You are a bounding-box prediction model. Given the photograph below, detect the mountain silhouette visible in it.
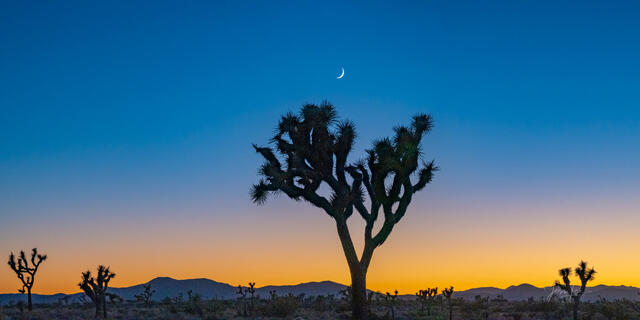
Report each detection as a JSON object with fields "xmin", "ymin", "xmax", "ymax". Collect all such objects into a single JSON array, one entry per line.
[
  {"xmin": 1, "ymin": 278, "xmax": 639, "ymax": 306},
  {"xmin": 0, "ymin": 277, "xmax": 347, "ymax": 305}
]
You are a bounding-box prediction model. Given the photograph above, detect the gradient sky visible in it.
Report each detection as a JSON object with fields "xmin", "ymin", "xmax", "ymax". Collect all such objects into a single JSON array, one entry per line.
[{"xmin": 1, "ymin": 1, "xmax": 640, "ymax": 294}]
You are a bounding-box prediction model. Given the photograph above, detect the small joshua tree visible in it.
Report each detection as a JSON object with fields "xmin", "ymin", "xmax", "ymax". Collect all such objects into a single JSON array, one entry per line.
[
  {"xmin": 554, "ymin": 260, "xmax": 596, "ymax": 320},
  {"xmin": 7, "ymin": 248, "xmax": 47, "ymax": 311},
  {"xmin": 78, "ymin": 265, "xmax": 116, "ymax": 319},
  {"xmin": 442, "ymin": 286, "xmax": 454, "ymax": 320},
  {"xmin": 416, "ymin": 290, "xmax": 426, "ymax": 312},
  {"xmin": 252, "ymin": 103, "xmax": 437, "ymax": 320},
  {"xmin": 247, "ymin": 282, "xmax": 256, "ymax": 315},
  {"xmin": 384, "ymin": 290, "xmax": 398, "ymax": 320},
  {"xmin": 236, "ymin": 285, "xmax": 248, "ymax": 316},
  {"xmin": 134, "ymin": 283, "xmax": 155, "ymax": 308},
  {"xmin": 416, "ymin": 287, "xmax": 438, "ymax": 315}
]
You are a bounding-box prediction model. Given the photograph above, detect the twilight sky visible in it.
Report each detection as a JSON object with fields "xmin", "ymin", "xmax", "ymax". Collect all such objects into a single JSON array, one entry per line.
[{"xmin": 1, "ymin": 1, "xmax": 639, "ymax": 294}]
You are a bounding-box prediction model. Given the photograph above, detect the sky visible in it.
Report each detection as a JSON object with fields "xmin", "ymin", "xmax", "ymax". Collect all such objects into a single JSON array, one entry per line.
[{"xmin": 1, "ymin": 0, "xmax": 639, "ymax": 294}]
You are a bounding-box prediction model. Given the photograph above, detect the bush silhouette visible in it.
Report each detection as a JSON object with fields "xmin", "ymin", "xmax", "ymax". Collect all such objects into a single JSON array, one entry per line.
[{"xmin": 251, "ymin": 102, "xmax": 436, "ymax": 319}]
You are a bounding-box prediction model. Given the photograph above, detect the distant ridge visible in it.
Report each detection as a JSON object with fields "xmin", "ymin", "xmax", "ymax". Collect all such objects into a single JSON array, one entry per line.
[
  {"xmin": 1, "ymin": 278, "xmax": 639, "ymax": 306},
  {"xmin": 0, "ymin": 277, "xmax": 347, "ymax": 305}
]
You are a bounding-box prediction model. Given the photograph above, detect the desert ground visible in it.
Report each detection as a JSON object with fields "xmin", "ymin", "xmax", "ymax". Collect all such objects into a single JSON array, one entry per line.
[{"xmin": 2, "ymin": 294, "xmax": 639, "ymax": 320}]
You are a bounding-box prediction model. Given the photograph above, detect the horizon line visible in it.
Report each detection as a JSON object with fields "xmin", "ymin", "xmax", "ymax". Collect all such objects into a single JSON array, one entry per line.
[{"xmin": 1, "ymin": 276, "xmax": 636, "ymax": 296}]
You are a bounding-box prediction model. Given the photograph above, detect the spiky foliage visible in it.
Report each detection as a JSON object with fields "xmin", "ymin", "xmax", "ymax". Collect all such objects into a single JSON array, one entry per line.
[
  {"xmin": 416, "ymin": 287, "xmax": 438, "ymax": 315},
  {"xmin": 442, "ymin": 286, "xmax": 454, "ymax": 320},
  {"xmin": 251, "ymin": 102, "xmax": 436, "ymax": 320},
  {"xmin": 78, "ymin": 265, "xmax": 115, "ymax": 319},
  {"xmin": 134, "ymin": 284, "xmax": 155, "ymax": 308},
  {"xmin": 554, "ymin": 260, "xmax": 596, "ymax": 320},
  {"xmin": 7, "ymin": 248, "xmax": 47, "ymax": 311}
]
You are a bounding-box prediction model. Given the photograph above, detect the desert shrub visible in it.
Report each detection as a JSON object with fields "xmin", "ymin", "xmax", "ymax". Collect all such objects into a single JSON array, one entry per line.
[
  {"xmin": 309, "ymin": 295, "xmax": 333, "ymax": 312},
  {"xmin": 259, "ymin": 295, "xmax": 299, "ymax": 317},
  {"xmin": 183, "ymin": 290, "xmax": 204, "ymax": 316},
  {"xmin": 159, "ymin": 297, "xmax": 179, "ymax": 314},
  {"xmin": 202, "ymin": 299, "xmax": 228, "ymax": 319}
]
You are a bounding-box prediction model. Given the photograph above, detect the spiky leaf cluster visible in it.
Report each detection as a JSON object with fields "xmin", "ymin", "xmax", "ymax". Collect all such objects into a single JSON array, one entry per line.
[
  {"xmin": 442, "ymin": 286, "xmax": 454, "ymax": 300},
  {"xmin": 554, "ymin": 260, "xmax": 596, "ymax": 300},
  {"xmin": 416, "ymin": 287, "xmax": 438, "ymax": 300},
  {"xmin": 251, "ymin": 102, "xmax": 436, "ymax": 248}
]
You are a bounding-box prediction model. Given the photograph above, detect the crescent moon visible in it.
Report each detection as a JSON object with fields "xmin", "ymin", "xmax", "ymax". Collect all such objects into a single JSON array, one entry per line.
[{"xmin": 337, "ymin": 68, "xmax": 344, "ymax": 79}]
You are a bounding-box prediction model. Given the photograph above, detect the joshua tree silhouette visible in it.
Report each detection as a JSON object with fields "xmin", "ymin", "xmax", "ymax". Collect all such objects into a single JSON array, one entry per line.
[
  {"xmin": 134, "ymin": 283, "xmax": 155, "ymax": 308},
  {"xmin": 236, "ymin": 284, "xmax": 248, "ymax": 316},
  {"xmin": 416, "ymin": 287, "xmax": 438, "ymax": 315},
  {"xmin": 78, "ymin": 265, "xmax": 116, "ymax": 319},
  {"xmin": 554, "ymin": 260, "xmax": 596, "ymax": 320},
  {"xmin": 251, "ymin": 102, "xmax": 436, "ymax": 319},
  {"xmin": 246, "ymin": 282, "xmax": 257, "ymax": 315},
  {"xmin": 442, "ymin": 286, "xmax": 454, "ymax": 320},
  {"xmin": 384, "ymin": 290, "xmax": 399, "ymax": 320},
  {"xmin": 7, "ymin": 248, "xmax": 47, "ymax": 311}
]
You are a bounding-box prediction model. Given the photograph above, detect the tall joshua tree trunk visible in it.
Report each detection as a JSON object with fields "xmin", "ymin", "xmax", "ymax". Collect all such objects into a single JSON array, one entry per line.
[
  {"xmin": 351, "ymin": 271, "xmax": 367, "ymax": 319},
  {"xmin": 27, "ymin": 287, "xmax": 32, "ymax": 311},
  {"xmin": 338, "ymin": 220, "xmax": 370, "ymax": 319},
  {"xmin": 95, "ymin": 296, "xmax": 103, "ymax": 318},
  {"xmin": 102, "ymin": 293, "xmax": 108, "ymax": 318},
  {"xmin": 252, "ymin": 103, "xmax": 437, "ymax": 320}
]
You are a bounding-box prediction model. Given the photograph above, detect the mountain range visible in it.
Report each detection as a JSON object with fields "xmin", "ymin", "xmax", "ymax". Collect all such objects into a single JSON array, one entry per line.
[{"xmin": 1, "ymin": 278, "xmax": 638, "ymax": 306}]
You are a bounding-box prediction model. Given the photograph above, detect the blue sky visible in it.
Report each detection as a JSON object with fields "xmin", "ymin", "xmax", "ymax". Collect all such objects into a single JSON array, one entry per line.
[{"xmin": 1, "ymin": 1, "xmax": 640, "ymax": 292}]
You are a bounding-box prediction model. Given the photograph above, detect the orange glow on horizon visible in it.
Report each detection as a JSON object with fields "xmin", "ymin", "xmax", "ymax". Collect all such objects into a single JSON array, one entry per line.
[{"xmin": 2, "ymin": 202, "xmax": 640, "ymax": 295}]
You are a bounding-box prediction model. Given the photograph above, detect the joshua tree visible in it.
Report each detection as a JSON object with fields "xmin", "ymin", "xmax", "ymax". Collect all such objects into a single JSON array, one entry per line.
[
  {"xmin": 78, "ymin": 265, "xmax": 116, "ymax": 319},
  {"xmin": 7, "ymin": 248, "xmax": 47, "ymax": 311},
  {"xmin": 416, "ymin": 287, "xmax": 438, "ymax": 315},
  {"xmin": 554, "ymin": 260, "xmax": 596, "ymax": 320},
  {"xmin": 251, "ymin": 102, "xmax": 436, "ymax": 319},
  {"xmin": 416, "ymin": 290, "xmax": 426, "ymax": 312},
  {"xmin": 236, "ymin": 284, "xmax": 248, "ymax": 316},
  {"xmin": 247, "ymin": 282, "xmax": 256, "ymax": 314},
  {"xmin": 383, "ymin": 290, "xmax": 398, "ymax": 320},
  {"xmin": 442, "ymin": 286, "xmax": 454, "ymax": 320},
  {"xmin": 134, "ymin": 283, "xmax": 155, "ymax": 308}
]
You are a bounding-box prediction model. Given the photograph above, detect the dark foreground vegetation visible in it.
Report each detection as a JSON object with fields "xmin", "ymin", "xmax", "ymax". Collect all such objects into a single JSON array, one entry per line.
[{"xmin": 2, "ymin": 292, "xmax": 640, "ymax": 320}]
